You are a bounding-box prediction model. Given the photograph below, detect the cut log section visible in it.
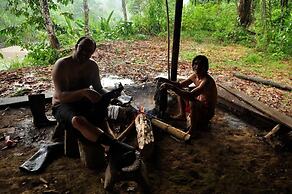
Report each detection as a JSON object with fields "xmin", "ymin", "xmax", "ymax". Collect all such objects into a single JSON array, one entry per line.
[
  {"xmin": 64, "ymin": 130, "xmax": 80, "ymax": 158},
  {"xmin": 135, "ymin": 113, "xmax": 154, "ymax": 159},
  {"xmin": 151, "ymin": 118, "xmax": 190, "ymax": 141}
]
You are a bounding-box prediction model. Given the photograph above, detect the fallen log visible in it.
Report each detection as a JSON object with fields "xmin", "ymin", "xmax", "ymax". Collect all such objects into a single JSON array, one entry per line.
[
  {"xmin": 151, "ymin": 118, "xmax": 190, "ymax": 141},
  {"xmin": 234, "ymin": 73, "xmax": 292, "ymax": 91}
]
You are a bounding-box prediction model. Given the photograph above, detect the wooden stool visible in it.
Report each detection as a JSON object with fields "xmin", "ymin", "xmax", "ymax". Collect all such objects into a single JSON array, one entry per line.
[{"xmin": 55, "ymin": 123, "xmax": 105, "ymax": 170}]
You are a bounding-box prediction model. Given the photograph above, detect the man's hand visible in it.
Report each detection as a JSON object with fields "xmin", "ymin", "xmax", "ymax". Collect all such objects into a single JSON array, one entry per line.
[
  {"xmin": 101, "ymin": 83, "xmax": 124, "ymax": 103},
  {"xmin": 160, "ymin": 83, "xmax": 172, "ymax": 90}
]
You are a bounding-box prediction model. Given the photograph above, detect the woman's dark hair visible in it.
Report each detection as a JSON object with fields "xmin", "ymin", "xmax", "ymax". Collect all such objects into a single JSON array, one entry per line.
[
  {"xmin": 75, "ymin": 36, "xmax": 96, "ymax": 52},
  {"xmin": 192, "ymin": 55, "xmax": 209, "ymax": 73}
]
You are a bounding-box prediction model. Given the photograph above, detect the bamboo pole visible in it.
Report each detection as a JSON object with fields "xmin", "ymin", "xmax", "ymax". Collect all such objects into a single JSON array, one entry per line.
[{"xmin": 151, "ymin": 118, "xmax": 190, "ymax": 141}]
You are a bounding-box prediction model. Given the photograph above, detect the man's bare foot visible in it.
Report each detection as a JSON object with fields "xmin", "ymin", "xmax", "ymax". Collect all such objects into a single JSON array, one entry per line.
[{"xmin": 170, "ymin": 114, "xmax": 186, "ymax": 121}]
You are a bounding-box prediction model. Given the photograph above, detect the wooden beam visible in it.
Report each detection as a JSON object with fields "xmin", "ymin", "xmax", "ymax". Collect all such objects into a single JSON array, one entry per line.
[
  {"xmin": 218, "ymin": 83, "xmax": 292, "ymax": 129},
  {"xmin": 217, "ymin": 86, "xmax": 274, "ymax": 127}
]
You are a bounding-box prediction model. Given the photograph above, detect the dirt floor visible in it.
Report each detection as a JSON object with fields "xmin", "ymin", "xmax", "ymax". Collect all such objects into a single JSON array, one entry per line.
[{"xmin": 0, "ymin": 84, "xmax": 292, "ymax": 194}]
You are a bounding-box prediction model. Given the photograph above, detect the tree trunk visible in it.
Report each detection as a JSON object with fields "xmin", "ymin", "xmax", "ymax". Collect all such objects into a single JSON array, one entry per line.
[
  {"xmin": 121, "ymin": 0, "xmax": 128, "ymax": 22},
  {"xmin": 280, "ymin": 0, "xmax": 288, "ymax": 29},
  {"xmin": 261, "ymin": 0, "xmax": 267, "ymax": 31},
  {"xmin": 83, "ymin": 0, "xmax": 90, "ymax": 36},
  {"xmin": 237, "ymin": 0, "xmax": 253, "ymax": 28},
  {"xmin": 39, "ymin": 0, "xmax": 60, "ymax": 49}
]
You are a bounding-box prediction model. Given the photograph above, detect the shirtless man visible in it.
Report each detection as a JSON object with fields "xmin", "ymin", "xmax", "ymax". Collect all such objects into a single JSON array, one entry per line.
[
  {"xmin": 160, "ymin": 55, "xmax": 217, "ymax": 136},
  {"xmin": 52, "ymin": 37, "xmax": 133, "ymax": 153}
]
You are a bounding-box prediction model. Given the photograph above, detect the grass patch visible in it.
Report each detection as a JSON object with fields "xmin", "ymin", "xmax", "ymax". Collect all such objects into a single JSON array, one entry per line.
[
  {"xmin": 180, "ymin": 50, "xmax": 196, "ymax": 62},
  {"xmin": 180, "ymin": 39, "xmax": 291, "ymax": 83},
  {"xmin": 0, "ymin": 57, "xmax": 30, "ymax": 70}
]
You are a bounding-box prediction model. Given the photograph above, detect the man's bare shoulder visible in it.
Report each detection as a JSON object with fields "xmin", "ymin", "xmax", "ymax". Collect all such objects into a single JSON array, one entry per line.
[
  {"xmin": 55, "ymin": 56, "xmax": 73, "ymax": 66},
  {"xmin": 53, "ymin": 56, "xmax": 73, "ymax": 71}
]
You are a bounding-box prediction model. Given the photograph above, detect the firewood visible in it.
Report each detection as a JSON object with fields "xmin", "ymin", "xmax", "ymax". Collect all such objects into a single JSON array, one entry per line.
[
  {"xmin": 264, "ymin": 124, "xmax": 281, "ymax": 139},
  {"xmin": 117, "ymin": 120, "xmax": 135, "ymax": 141},
  {"xmin": 151, "ymin": 118, "xmax": 190, "ymax": 141},
  {"xmin": 105, "ymin": 120, "xmax": 117, "ymax": 139},
  {"xmin": 135, "ymin": 113, "xmax": 154, "ymax": 159}
]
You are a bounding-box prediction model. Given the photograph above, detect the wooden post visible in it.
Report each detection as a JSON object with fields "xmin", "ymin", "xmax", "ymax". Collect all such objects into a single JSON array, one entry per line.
[
  {"xmin": 171, "ymin": 0, "xmax": 183, "ymax": 81},
  {"xmin": 151, "ymin": 118, "xmax": 190, "ymax": 141}
]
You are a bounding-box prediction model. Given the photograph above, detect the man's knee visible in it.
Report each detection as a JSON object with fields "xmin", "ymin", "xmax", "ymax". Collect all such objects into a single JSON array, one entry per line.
[{"xmin": 72, "ymin": 116, "xmax": 87, "ymax": 129}]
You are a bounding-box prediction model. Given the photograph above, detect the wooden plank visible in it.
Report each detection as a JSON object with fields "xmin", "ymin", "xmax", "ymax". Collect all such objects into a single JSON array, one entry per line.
[
  {"xmin": 0, "ymin": 91, "xmax": 53, "ymax": 109},
  {"xmin": 218, "ymin": 83, "xmax": 292, "ymax": 129},
  {"xmin": 216, "ymin": 86, "xmax": 277, "ymax": 128},
  {"xmin": 217, "ymin": 86, "xmax": 269, "ymax": 118}
]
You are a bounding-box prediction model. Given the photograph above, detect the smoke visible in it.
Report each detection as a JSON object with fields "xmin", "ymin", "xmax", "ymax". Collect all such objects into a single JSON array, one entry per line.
[{"xmin": 88, "ymin": 0, "xmax": 124, "ymax": 19}]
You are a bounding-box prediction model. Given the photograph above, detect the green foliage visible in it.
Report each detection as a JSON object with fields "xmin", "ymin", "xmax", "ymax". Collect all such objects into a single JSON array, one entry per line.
[
  {"xmin": 23, "ymin": 40, "xmax": 62, "ymax": 67},
  {"xmin": 131, "ymin": 0, "xmax": 169, "ymax": 35},
  {"xmin": 114, "ymin": 21, "xmax": 134, "ymax": 37},
  {"xmin": 243, "ymin": 53, "xmax": 263, "ymax": 64},
  {"xmin": 182, "ymin": 3, "xmax": 240, "ymax": 42},
  {"xmin": 255, "ymin": 5, "xmax": 291, "ymax": 57},
  {"xmin": 100, "ymin": 11, "xmax": 114, "ymax": 32},
  {"xmin": 1, "ymin": 57, "xmax": 27, "ymax": 70},
  {"xmin": 0, "ymin": 0, "xmax": 290, "ymax": 71}
]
